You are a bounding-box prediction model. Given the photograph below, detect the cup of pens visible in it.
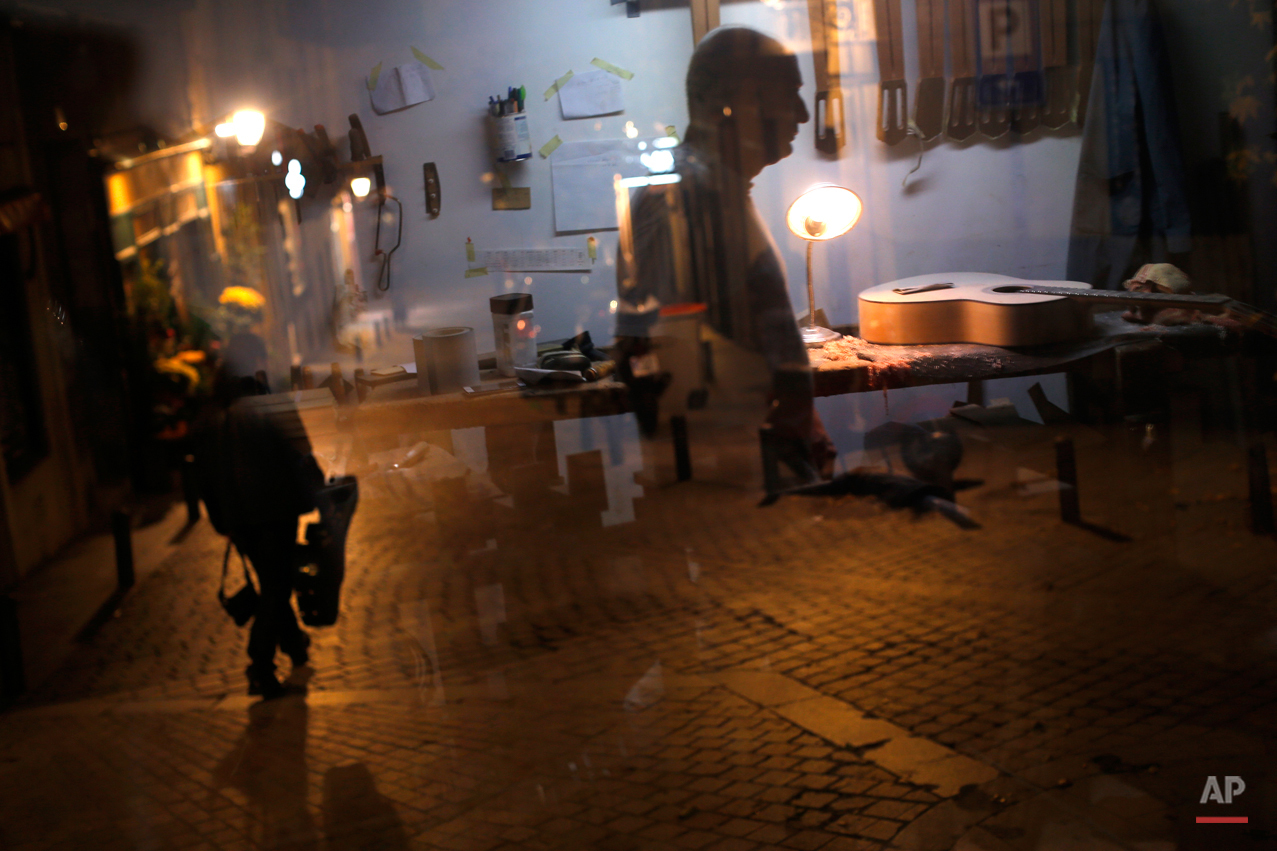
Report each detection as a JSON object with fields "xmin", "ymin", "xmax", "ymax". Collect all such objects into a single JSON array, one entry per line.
[{"xmin": 491, "ymin": 86, "xmax": 531, "ymax": 162}]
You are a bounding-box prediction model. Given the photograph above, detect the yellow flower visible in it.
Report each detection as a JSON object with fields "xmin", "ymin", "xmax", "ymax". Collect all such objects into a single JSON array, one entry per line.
[
  {"xmin": 175, "ymin": 349, "xmax": 206, "ymax": 364},
  {"xmin": 218, "ymin": 286, "xmax": 266, "ymax": 310},
  {"xmin": 154, "ymin": 356, "xmax": 201, "ymax": 388}
]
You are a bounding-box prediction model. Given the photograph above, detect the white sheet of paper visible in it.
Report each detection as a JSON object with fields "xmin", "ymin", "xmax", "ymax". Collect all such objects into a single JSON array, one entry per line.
[
  {"xmin": 558, "ymin": 69, "xmax": 624, "ymax": 119},
  {"xmin": 371, "ymin": 62, "xmax": 436, "ymax": 114},
  {"xmin": 476, "ymin": 248, "xmax": 592, "ymax": 272},
  {"xmin": 550, "ymin": 139, "xmax": 655, "ymax": 232}
]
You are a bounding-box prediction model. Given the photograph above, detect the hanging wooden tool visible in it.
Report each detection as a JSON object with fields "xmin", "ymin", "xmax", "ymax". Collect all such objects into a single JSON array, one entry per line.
[
  {"xmin": 914, "ymin": 0, "xmax": 945, "ymax": 141},
  {"xmin": 807, "ymin": 0, "xmax": 846, "ymax": 153},
  {"xmin": 691, "ymin": 0, "xmax": 720, "ymax": 45},
  {"xmin": 976, "ymin": 0, "xmax": 1012, "ymax": 138},
  {"xmin": 946, "ymin": 0, "xmax": 978, "ymax": 140},
  {"xmin": 1075, "ymin": 0, "xmax": 1104, "ymax": 126},
  {"xmin": 872, "ymin": 0, "xmax": 908, "ymax": 145},
  {"xmin": 1040, "ymin": 0, "xmax": 1072, "ymax": 127},
  {"xmin": 1010, "ymin": 3, "xmax": 1042, "ymax": 135}
]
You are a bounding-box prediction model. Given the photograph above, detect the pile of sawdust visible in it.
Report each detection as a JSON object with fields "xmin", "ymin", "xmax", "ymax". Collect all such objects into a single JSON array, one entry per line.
[{"xmin": 812, "ymin": 336, "xmax": 917, "ymax": 387}]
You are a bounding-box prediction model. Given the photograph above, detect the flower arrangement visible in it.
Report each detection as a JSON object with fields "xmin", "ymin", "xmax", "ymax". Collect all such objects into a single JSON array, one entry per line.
[
  {"xmin": 213, "ymin": 284, "xmax": 266, "ymax": 337},
  {"xmin": 124, "ymin": 256, "xmax": 214, "ymax": 441}
]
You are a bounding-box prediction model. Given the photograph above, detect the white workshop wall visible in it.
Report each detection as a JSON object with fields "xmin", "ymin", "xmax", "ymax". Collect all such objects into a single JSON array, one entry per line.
[
  {"xmin": 35, "ymin": 0, "xmax": 1082, "ymax": 343},
  {"xmin": 720, "ymin": 0, "xmax": 1084, "ymax": 329}
]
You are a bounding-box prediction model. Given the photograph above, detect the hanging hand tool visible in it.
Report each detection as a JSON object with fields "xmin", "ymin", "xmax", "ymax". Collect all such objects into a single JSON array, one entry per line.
[
  {"xmin": 872, "ymin": 0, "xmax": 908, "ymax": 144},
  {"xmin": 807, "ymin": 0, "xmax": 846, "ymax": 154},
  {"xmin": 946, "ymin": 0, "xmax": 978, "ymax": 140},
  {"xmin": 976, "ymin": 0, "xmax": 1012, "ymax": 138},
  {"xmin": 1010, "ymin": 3, "xmax": 1043, "ymax": 134},
  {"xmin": 913, "ymin": 0, "xmax": 945, "ymax": 141},
  {"xmin": 1040, "ymin": 0, "xmax": 1073, "ymax": 128}
]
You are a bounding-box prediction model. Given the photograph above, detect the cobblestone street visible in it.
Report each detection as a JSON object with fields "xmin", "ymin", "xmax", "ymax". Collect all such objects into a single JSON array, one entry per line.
[{"xmin": 3, "ymin": 411, "xmax": 1276, "ymax": 851}]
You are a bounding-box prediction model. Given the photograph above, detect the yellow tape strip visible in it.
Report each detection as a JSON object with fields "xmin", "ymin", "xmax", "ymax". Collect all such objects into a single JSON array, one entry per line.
[
  {"xmin": 587, "ymin": 237, "xmax": 597, "ymax": 260},
  {"xmin": 465, "ymin": 240, "xmax": 475, "ymax": 263},
  {"xmin": 665, "ymin": 125, "xmax": 680, "ymax": 142},
  {"xmin": 591, "ymin": 58, "xmax": 634, "ymax": 80},
  {"xmin": 539, "ymin": 135, "xmax": 563, "ymax": 158},
  {"xmin": 544, "ymin": 70, "xmax": 574, "ymax": 100},
  {"xmin": 368, "ymin": 62, "xmax": 382, "ymax": 91},
  {"xmin": 464, "ymin": 267, "xmax": 489, "ymax": 278},
  {"xmin": 410, "ymin": 47, "xmax": 444, "ymax": 70},
  {"xmin": 497, "ymin": 170, "xmax": 512, "ymax": 191}
]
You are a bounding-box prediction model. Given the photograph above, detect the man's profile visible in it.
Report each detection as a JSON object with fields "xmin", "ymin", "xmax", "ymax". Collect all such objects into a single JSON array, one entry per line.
[{"xmin": 615, "ymin": 26, "xmax": 833, "ymax": 477}]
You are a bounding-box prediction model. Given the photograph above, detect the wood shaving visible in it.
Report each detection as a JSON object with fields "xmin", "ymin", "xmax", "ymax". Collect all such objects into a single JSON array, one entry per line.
[{"xmin": 813, "ymin": 337, "xmax": 917, "ymax": 388}]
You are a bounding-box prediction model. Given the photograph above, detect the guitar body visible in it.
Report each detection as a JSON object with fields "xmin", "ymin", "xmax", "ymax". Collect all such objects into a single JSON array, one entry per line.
[{"xmin": 858, "ymin": 273, "xmax": 1094, "ymax": 346}]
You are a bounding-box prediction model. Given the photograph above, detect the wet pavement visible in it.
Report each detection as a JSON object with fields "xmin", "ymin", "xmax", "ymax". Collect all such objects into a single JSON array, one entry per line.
[{"xmin": 2, "ymin": 406, "xmax": 1276, "ymax": 851}]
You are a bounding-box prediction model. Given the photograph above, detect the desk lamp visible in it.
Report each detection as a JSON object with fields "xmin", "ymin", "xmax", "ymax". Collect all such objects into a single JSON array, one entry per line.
[{"xmin": 786, "ymin": 184, "xmax": 862, "ymax": 346}]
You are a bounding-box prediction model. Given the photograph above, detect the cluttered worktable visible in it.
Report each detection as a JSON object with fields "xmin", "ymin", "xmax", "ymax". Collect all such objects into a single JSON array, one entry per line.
[
  {"xmin": 351, "ymin": 369, "xmax": 629, "ymax": 433},
  {"xmin": 808, "ymin": 311, "xmax": 1241, "ymax": 397}
]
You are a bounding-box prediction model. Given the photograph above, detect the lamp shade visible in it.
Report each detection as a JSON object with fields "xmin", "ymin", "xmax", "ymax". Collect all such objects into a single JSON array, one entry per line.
[{"xmin": 786, "ymin": 184, "xmax": 862, "ymax": 241}]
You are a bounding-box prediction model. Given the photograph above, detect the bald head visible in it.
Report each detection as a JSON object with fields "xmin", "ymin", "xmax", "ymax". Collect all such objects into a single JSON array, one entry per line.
[
  {"xmin": 686, "ymin": 27, "xmax": 800, "ymax": 119},
  {"xmin": 684, "ymin": 26, "xmax": 808, "ymax": 172}
]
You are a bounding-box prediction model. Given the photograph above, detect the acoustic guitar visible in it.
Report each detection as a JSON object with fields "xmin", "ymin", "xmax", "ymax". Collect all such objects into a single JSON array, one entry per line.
[{"xmin": 857, "ymin": 272, "xmax": 1272, "ymax": 346}]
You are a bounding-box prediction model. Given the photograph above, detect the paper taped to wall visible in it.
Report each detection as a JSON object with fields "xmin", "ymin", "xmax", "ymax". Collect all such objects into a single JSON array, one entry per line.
[
  {"xmin": 559, "ymin": 69, "xmax": 624, "ymax": 119},
  {"xmin": 550, "ymin": 139, "xmax": 654, "ymax": 232},
  {"xmin": 476, "ymin": 248, "xmax": 591, "ymax": 271},
  {"xmin": 371, "ymin": 62, "xmax": 436, "ymax": 114}
]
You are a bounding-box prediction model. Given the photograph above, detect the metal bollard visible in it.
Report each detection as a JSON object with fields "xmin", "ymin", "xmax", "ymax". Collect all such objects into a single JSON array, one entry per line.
[
  {"xmin": 671, "ymin": 415, "xmax": 692, "ymax": 482},
  {"xmin": 0, "ymin": 594, "xmax": 23, "ymax": 698},
  {"xmin": 111, "ymin": 509, "xmax": 135, "ymax": 590},
  {"xmin": 181, "ymin": 455, "xmax": 201, "ymax": 525},
  {"xmin": 1055, "ymin": 437, "xmax": 1081, "ymax": 524},
  {"xmin": 1249, "ymin": 444, "xmax": 1274, "ymax": 535}
]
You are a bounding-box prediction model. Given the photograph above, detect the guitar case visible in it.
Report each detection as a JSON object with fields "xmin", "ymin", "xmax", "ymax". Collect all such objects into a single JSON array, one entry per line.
[{"xmin": 294, "ymin": 475, "xmax": 359, "ymax": 627}]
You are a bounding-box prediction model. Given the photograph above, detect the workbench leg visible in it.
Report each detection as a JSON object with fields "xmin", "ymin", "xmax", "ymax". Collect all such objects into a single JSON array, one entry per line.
[
  {"xmin": 1249, "ymin": 443, "xmax": 1274, "ymax": 535},
  {"xmin": 1055, "ymin": 437, "xmax": 1081, "ymax": 524},
  {"xmin": 671, "ymin": 415, "xmax": 692, "ymax": 482},
  {"xmin": 966, "ymin": 380, "xmax": 985, "ymax": 407},
  {"xmin": 759, "ymin": 426, "xmax": 781, "ymax": 495}
]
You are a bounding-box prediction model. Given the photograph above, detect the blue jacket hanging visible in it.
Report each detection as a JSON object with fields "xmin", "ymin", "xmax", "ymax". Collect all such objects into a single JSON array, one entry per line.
[{"xmin": 1067, "ymin": 0, "xmax": 1191, "ymax": 288}]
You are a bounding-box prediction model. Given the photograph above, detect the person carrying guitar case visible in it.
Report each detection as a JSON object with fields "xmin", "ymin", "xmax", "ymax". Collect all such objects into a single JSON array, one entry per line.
[{"xmin": 193, "ymin": 333, "xmax": 328, "ymax": 700}]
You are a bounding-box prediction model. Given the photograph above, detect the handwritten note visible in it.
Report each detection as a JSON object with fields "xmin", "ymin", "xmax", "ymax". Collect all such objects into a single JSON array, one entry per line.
[
  {"xmin": 559, "ymin": 69, "xmax": 624, "ymax": 119},
  {"xmin": 371, "ymin": 62, "xmax": 436, "ymax": 114}
]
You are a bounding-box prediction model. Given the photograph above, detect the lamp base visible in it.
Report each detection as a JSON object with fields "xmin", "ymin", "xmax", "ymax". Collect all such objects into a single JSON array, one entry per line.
[{"xmin": 801, "ymin": 325, "xmax": 842, "ymax": 348}]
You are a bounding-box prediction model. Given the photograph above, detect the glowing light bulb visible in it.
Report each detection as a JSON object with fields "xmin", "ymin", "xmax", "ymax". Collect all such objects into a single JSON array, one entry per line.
[
  {"xmin": 214, "ymin": 123, "xmax": 235, "ymax": 138},
  {"xmin": 270, "ymin": 150, "xmax": 282, "ymax": 166},
  {"xmin": 624, "ymin": 121, "xmax": 638, "ymax": 139},
  {"xmin": 786, "ymin": 185, "xmax": 862, "ymax": 241},
  {"xmin": 350, "ymin": 176, "xmax": 371, "ymax": 198},
  {"xmin": 232, "ymin": 110, "xmax": 266, "ymax": 147},
  {"xmin": 285, "ymin": 159, "xmax": 305, "ymax": 199}
]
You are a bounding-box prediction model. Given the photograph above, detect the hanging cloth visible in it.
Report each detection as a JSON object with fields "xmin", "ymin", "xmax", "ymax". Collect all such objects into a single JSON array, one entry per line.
[{"xmin": 1066, "ymin": 0, "xmax": 1191, "ymax": 289}]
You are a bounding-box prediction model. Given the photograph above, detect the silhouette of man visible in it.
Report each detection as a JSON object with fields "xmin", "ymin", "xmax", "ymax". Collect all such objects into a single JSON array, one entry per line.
[
  {"xmin": 615, "ymin": 26, "xmax": 833, "ymax": 477},
  {"xmin": 195, "ymin": 333, "xmax": 323, "ymax": 699}
]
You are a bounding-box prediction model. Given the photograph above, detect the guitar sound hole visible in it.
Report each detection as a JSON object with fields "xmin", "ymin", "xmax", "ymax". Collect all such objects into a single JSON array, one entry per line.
[{"xmin": 991, "ymin": 286, "xmax": 1028, "ymax": 293}]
